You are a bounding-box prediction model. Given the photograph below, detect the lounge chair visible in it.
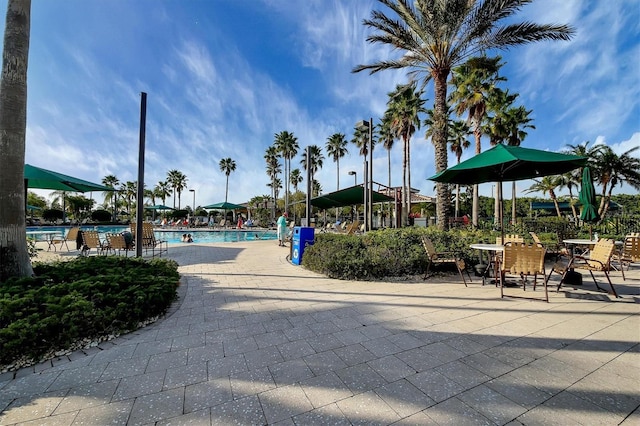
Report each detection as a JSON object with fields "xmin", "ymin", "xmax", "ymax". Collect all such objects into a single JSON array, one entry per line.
[
  {"xmin": 421, "ymin": 236, "xmax": 470, "ymax": 286},
  {"xmin": 500, "ymin": 242, "xmax": 548, "ymax": 302},
  {"xmin": 105, "ymin": 233, "xmax": 133, "ymax": 257},
  {"xmin": 615, "ymin": 235, "xmax": 640, "ymax": 271},
  {"xmin": 51, "ymin": 227, "xmax": 81, "ymax": 251},
  {"xmin": 81, "ymin": 230, "xmax": 107, "ymax": 256}
]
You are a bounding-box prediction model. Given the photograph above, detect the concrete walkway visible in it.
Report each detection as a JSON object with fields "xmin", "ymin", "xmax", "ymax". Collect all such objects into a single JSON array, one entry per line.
[{"xmin": 1, "ymin": 240, "xmax": 639, "ymax": 425}]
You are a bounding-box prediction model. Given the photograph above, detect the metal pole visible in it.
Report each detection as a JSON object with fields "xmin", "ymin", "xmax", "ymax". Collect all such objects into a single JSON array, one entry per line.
[
  {"xmin": 363, "ymin": 159, "xmax": 368, "ymax": 232},
  {"xmin": 305, "ymin": 145, "xmax": 311, "ymax": 226},
  {"xmin": 135, "ymin": 92, "xmax": 147, "ymax": 258},
  {"xmin": 368, "ymin": 117, "xmax": 373, "ymax": 231}
]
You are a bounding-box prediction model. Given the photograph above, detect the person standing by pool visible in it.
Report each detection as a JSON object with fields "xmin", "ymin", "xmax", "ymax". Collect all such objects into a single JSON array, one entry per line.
[{"xmin": 277, "ymin": 212, "xmax": 288, "ymax": 247}]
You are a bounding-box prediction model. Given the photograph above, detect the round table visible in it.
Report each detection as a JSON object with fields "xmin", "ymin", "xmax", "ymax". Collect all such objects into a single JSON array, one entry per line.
[
  {"xmin": 26, "ymin": 230, "xmax": 64, "ymax": 251},
  {"xmin": 470, "ymin": 243, "xmax": 504, "ymax": 286}
]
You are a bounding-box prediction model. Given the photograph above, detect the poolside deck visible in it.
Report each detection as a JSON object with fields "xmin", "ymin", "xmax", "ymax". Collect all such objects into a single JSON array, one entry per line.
[{"xmin": 1, "ymin": 240, "xmax": 639, "ymax": 425}]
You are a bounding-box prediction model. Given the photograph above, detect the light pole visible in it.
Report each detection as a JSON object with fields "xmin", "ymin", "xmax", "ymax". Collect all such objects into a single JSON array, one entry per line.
[
  {"xmin": 348, "ymin": 170, "xmax": 357, "ymax": 186},
  {"xmin": 189, "ymin": 189, "xmax": 196, "ymax": 215},
  {"xmin": 356, "ymin": 118, "xmax": 373, "ymax": 232}
]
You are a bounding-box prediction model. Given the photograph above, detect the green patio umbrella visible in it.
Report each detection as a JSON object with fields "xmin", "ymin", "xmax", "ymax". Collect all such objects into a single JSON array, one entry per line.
[
  {"xmin": 24, "ymin": 164, "xmax": 114, "ymax": 192},
  {"xmin": 145, "ymin": 204, "xmax": 174, "ymax": 211},
  {"xmin": 428, "ymin": 144, "xmax": 587, "ymax": 236},
  {"xmin": 578, "ymin": 167, "xmax": 599, "ymax": 238},
  {"xmin": 202, "ymin": 201, "xmax": 245, "ymax": 210},
  {"xmin": 310, "ymin": 185, "xmax": 394, "ymax": 210}
]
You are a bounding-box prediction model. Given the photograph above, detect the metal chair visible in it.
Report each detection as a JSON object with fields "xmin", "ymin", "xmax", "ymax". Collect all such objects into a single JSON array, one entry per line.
[
  {"xmin": 421, "ymin": 236, "xmax": 471, "ymax": 286},
  {"xmin": 500, "ymin": 242, "xmax": 548, "ymax": 302}
]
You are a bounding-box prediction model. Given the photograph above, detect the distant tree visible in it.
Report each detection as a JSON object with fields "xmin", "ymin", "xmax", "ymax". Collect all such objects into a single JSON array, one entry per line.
[
  {"xmin": 166, "ymin": 170, "xmax": 188, "ymax": 210},
  {"xmin": 219, "ymin": 157, "xmax": 237, "ymax": 203},
  {"xmin": 274, "ymin": 131, "xmax": 299, "ymax": 214},
  {"xmin": 527, "ymin": 176, "xmax": 563, "ymax": 217},
  {"xmin": 102, "ymin": 174, "xmax": 120, "ymax": 222},
  {"xmin": 325, "ymin": 133, "xmax": 349, "ymax": 191},
  {"xmin": 592, "ymin": 146, "xmax": 640, "ymax": 218},
  {"xmin": 154, "ymin": 181, "xmax": 172, "ymax": 206}
]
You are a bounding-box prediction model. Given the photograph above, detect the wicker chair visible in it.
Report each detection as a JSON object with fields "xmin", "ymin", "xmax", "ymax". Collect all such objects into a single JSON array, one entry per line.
[
  {"xmin": 105, "ymin": 233, "xmax": 132, "ymax": 257},
  {"xmin": 496, "ymin": 234, "xmax": 524, "ymax": 245},
  {"xmin": 81, "ymin": 230, "xmax": 107, "ymax": 256},
  {"xmin": 421, "ymin": 236, "xmax": 471, "ymax": 286},
  {"xmin": 549, "ymin": 238, "xmax": 620, "ymax": 298},
  {"xmin": 616, "ymin": 235, "xmax": 640, "ymax": 271},
  {"xmin": 500, "ymin": 242, "xmax": 548, "ymax": 302}
]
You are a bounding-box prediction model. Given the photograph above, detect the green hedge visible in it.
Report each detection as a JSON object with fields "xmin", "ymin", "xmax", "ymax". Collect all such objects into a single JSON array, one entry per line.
[
  {"xmin": 0, "ymin": 256, "xmax": 180, "ymax": 368},
  {"xmin": 301, "ymin": 227, "xmax": 497, "ymax": 280}
]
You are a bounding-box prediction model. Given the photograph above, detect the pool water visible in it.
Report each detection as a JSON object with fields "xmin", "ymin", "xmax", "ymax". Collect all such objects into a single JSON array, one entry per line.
[{"xmin": 26, "ymin": 226, "xmax": 277, "ymax": 244}]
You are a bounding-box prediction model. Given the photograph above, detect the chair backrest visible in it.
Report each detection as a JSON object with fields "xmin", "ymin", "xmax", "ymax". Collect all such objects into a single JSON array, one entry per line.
[
  {"xmin": 66, "ymin": 227, "xmax": 80, "ymax": 241},
  {"xmin": 421, "ymin": 236, "xmax": 437, "ymax": 258},
  {"xmin": 502, "ymin": 243, "xmax": 546, "ymax": 275},
  {"xmin": 587, "ymin": 239, "xmax": 615, "ymax": 268},
  {"xmin": 529, "ymin": 231, "xmax": 542, "ymax": 245},
  {"xmin": 106, "ymin": 233, "xmax": 127, "ymax": 250},
  {"xmin": 496, "ymin": 234, "xmax": 524, "ymax": 245},
  {"xmin": 622, "ymin": 236, "xmax": 640, "ymax": 262},
  {"xmin": 82, "ymin": 231, "xmax": 102, "ymax": 248}
]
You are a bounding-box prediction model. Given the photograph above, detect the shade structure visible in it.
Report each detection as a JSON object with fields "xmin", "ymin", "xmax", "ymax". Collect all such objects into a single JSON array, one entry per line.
[
  {"xmin": 25, "ymin": 164, "xmax": 114, "ymax": 193},
  {"xmin": 310, "ymin": 185, "xmax": 394, "ymax": 210},
  {"xmin": 578, "ymin": 167, "xmax": 599, "ymax": 223},
  {"xmin": 145, "ymin": 204, "xmax": 174, "ymax": 211},
  {"xmin": 202, "ymin": 201, "xmax": 245, "ymax": 210},
  {"xmin": 428, "ymin": 144, "xmax": 587, "ymax": 233},
  {"xmin": 428, "ymin": 144, "xmax": 587, "ymax": 185},
  {"xmin": 26, "ymin": 204, "xmax": 42, "ymax": 211},
  {"xmin": 531, "ymin": 201, "xmax": 620, "ymax": 212}
]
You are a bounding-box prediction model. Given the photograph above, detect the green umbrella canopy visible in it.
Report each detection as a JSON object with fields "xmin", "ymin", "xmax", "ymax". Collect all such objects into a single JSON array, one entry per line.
[
  {"xmin": 24, "ymin": 164, "xmax": 114, "ymax": 192},
  {"xmin": 578, "ymin": 167, "xmax": 600, "ymax": 223},
  {"xmin": 203, "ymin": 201, "xmax": 245, "ymax": 210},
  {"xmin": 310, "ymin": 186, "xmax": 394, "ymax": 209},
  {"xmin": 145, "ymin": 204, "xmax": 175, "ymax": 210},
  {"xmin": 428, "ymin": 144, "xmax": 587, "ymax": 185}
]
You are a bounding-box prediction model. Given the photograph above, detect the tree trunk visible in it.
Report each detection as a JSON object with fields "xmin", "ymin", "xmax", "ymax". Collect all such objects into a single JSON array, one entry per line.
[
  {"xmin": 511, "ymin": 181, "xmax": 517, "ymax": 224},
  {"xmin": 0, "ymin": 0, "xmax": 33, "ymax": 280},
  {"xmin": 402, "ymin": 136, "xmax": 407, "ymax": 226},
  {"xmin": 432, "ymin": 71, "xmax": 450, "ymax": 230},
  {"xmin": 406, "ymin": 136, "xmax": 412, "ymax": 226}
]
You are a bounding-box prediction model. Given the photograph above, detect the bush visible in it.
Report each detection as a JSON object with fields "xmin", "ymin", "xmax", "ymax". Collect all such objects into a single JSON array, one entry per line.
[
  {"xmin": 42, "ymin": 208, "xmax": 64, "ymax": 222},
  {"xmin": 91, "ymin": 209, "xmax": 112, "ymax": 222},
  {"xmin": 0, "ymin": 256, "xmax": 180, "ymax": 369},
  {"xmin": 302, "ymin": 227, "xmax": 495, "ymax": 280}
]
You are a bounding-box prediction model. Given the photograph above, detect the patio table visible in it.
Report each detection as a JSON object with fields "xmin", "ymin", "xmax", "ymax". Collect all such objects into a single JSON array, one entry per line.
[
  {"xmin": 470, "ymin": 243, "xmax": 504, "ymax": 286},
  {"xmin": 26, "ymin": 230, "xmax": 63, "ymax": 251}
]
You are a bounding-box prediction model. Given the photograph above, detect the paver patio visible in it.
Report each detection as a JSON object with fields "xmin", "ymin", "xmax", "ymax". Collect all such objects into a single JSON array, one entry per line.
[{"xmin": 1, "ymin": 240, "xmax": 638, "ymax": 425}]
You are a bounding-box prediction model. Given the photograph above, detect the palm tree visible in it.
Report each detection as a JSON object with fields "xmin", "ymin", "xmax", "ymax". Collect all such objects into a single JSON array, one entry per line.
[
  {"xmin": 378, "ymin": 115, "xmax": 395, "ymax": 227},
  {"xmin": 300, "ymin": 145, "xmax": 325, "ymax": 197},
  {"xmin": 592, "ymin": 146, "xmax": 640, "ymax": 218},
  {"xmin": 0, "ymin": 0, "xmax": 32, "ymax": 279},
  {"xmin": 325, "ymin": 133, "xmax": 348, "ymax": 191},
  {"xmin": 385, "ymin": 82, "xmax": 426, "ymax": 226},
  {"xmin": 274, "ymin": 131, "xmax": 299, "ymax": 214},
  {"xmin": 101, "ymin": 174, "xmax": 120, "ymax": 222},
  {"xmin": 449, "ymin": 56, "xmax": 505, "ymax": 226},
  {"xmin": 166, "ymin": 170, "xmax": 188, "ymax": 210},
  {"xmin": 353, "ymin": 0, "xmax": 574, "ymax": 229},
  {"xmin": 527, "ymin": 176, "xmax": 563, "ymax": 217},
  {"xmin": 123, "ymin": 181, "xmax": 137, "ymax": 214},
  {"xmin": 290, "ymin": 168, "xmax": 303, "ymax": 192},
  {"xmin": 448, "ymin": 120, "xmax": 471, "ymax": 218},
  {"xmin": 154, "ymin": 181, "xmax": 172, "ymax": 206},
  {"xmin": 264, "ymin": 145, "xmax": 281, "ymax": 221},
  {"xmin": 563, "ymin": 141, "xmax": 602, "ymax": 220},
  {"xmin": 219, "ymin": 158, "xmax": 237, "ymax": 204}
]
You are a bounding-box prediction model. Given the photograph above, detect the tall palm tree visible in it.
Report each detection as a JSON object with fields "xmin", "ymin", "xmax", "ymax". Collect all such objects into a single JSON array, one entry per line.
[
  {"xmin": 448, "ymin": 120, "xmax": 471, "ymax": 218},
  {"xmin": 449, "ymin": 56, "xmax": 504, "ymax": 226},
  {"xmin": 219, "ymin": 157, "xmax": 237, "ymax": 204},
  {"xmin": 300, "ymin": 145, "xmax": 325, "ymax": 197},
  {"xmin": 290, "ymin": 168, "xmax": 303, "ymax": 193},
  {"xmin": 353, "ymin": 0, "xmax": 574, "ymax": 229},
  {"xmin": 378, "ymin": 115, "xmax": 395, "ymax": 227},
  {"xmin": 325, "ymin": 133, "xmax": 348, "ymax": 191},
  {"xmin": 124, "ymin": 181, "xmax": 137, "ymax": 214},
  {"xmin": 592, "ymin": 146, "xmax": 640, "ymax": 218},
  {"xmin": 264, "ymin": 145, "xmax": 281, "ymax": 220},
  {"xmin": 166, "ymin": 170, "xmax": 188, "ymax": 209},
  {"xmin": 385, "ymin": 82, "xmax": 425, "ymax": 226},
  {"xmin": 101, "ymin": 174, "xmax": 120, "ymax": 222},
  {"xmin": 527, "ymin": 176, "xmax": 563, "ymax": 217},
  {"xmin": 274, "ymin": 131, "xmax": 299, "ymax": 214},
  {"xmin": 0, "ymin": 0, "xmax": 32, "ymax": 279}
]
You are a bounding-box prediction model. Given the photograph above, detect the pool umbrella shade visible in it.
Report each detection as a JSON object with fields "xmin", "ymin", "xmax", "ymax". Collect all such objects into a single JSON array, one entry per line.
[
  {"xmin": 310, "ymin": 185, "xmax": 394, "ymax": 210},
  {"xmin": 579, "ymin": 167, "xmax": 599, "ymax": 238},
  {"xmin": 428, "ymin": 144, "xmax": 587, "ymax": 234},
  {"xmin": 145, "ymin": 205, "xmax": 174, "ymax": 211},
  {"xmin": 202, "ymin": 202, "xmax": 245, "ymax": 210},
  {"xmin": 24, "ymin": 164, "xmax": 114, "ymax": 193}
]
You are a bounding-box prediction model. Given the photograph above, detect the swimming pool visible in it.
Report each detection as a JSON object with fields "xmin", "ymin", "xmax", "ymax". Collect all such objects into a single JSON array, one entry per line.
[{"xmin": 26, "ymin": 226, "xmax": 277, "ymax": 244}]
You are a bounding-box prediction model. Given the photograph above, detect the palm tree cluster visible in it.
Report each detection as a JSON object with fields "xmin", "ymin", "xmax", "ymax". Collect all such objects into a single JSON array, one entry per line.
[
  {"xmin": 353, "ymin": 0, "xmax": 575, "ymax": 229},
  {"xmin": 529, "ymin": 142, "xmax": 640, "ymax": 222}
]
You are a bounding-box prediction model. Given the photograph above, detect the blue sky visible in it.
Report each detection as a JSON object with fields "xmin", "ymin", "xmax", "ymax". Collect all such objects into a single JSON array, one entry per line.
[{"xmin": 16, "ymin": 0, "xmax": 640, "ymax": 208}]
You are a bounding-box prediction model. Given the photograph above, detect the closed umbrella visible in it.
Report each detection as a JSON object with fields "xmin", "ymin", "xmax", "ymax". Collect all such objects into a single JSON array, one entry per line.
[{"xmin": 578, "ymin": 167, "xmax": 599, "ymax": 239}]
